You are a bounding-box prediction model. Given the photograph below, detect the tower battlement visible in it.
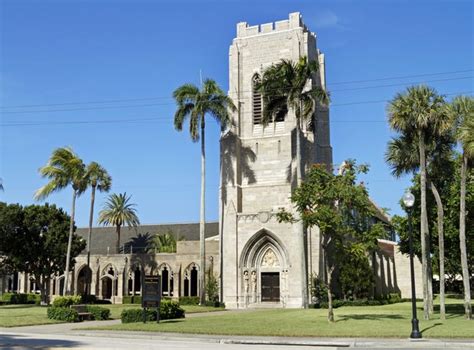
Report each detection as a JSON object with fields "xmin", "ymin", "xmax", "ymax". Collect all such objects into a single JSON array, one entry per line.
[{"xmin": 236, "ymin": 12, "xmax": 310, "ymax": 38}]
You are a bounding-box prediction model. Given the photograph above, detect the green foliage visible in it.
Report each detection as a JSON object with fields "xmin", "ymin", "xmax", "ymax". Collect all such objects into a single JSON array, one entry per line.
[
  {"xmin": 122, "ymin": 296, "xmax": 142, "ymax": 304},
  {"xmin": 121, "ymin": 301, "xmax": 185, "ymax": 323},
  {"xmin": 98, "ymin": 192, "xmax": 140, "ymax": 253},
  {"xmin": 47, "ymin": 307, "xmax": 79, "ymax": 322},
  {"xmin": 80, "ymin": 294, "xmax": 97, "ymax": 304},
  {"xmin": 178, "ymin": 296, "xmax": 199, "ymax": 305},
  {"xmin": 392, "ymin": 157, "xmax": 474, "ymax": 285},
  {"xmin": 309, "ymin": 275, "xmax": 328, "ymax": 306},
  {"xmin": 1, "ymin": 293, "xmax": 40, "ymax": 305},
  {"xmin": 205, "ymin": 273, "xmax": 219, "ymax": 302},
  {"xmin": 52, "ymin": 296, "xmax": 81, "ymax": 308},
  {"xmin": 338, "ymin": 250, "xmax": 374, "ymax": 300},
  {"xmin": 315, "ymin": 294, "xmax": 403, "ymax": 309},
  {"xmin": 86, "ymin": 305, "xmax": 110, "ymax": 320},
  {"xmin": 150, "ymin": 231, "xmax": 178, "ymax": 253},
  {"xmin": 0, "ymin": 202, "xmax": 86, "ymax": 303}
]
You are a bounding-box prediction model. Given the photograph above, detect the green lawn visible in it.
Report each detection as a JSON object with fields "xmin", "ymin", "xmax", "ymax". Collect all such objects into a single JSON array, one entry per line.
[
  {"xmin": 0, "ymin": 305, "xmax": 62, "ymax": 327},
  {"xmin": 0, "ymin": 304, "xmax": 224, "ymax": 327},
  {"xmin": 90, "ymin": 301, "xmax": 474, "ymax": 338}
]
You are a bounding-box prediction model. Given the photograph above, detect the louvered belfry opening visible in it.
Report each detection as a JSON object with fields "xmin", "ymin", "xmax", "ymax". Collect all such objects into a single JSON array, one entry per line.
[{"xmin": 252, "ymin": 74, "xmax": 262, "ymax": 124}]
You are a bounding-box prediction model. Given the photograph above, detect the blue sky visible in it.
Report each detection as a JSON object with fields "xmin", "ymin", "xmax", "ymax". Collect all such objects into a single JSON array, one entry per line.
[{"xmin": 1, "ymin": 0, "xmax": 472, "ymax": 227}]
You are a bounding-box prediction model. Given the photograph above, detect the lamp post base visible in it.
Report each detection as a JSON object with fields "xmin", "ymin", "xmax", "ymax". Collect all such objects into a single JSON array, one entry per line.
[{"xmin": 410, "ymin": 318, "xmax": 422, "ymax": 339}]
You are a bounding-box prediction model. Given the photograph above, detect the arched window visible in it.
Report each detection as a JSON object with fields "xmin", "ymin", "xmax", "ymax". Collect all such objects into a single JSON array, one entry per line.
[{"xmin": 252, "ymin": 74, "xmax": 262, "ymax": 125}]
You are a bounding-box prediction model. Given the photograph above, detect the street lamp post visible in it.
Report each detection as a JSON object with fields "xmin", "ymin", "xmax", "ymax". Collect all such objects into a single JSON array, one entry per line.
[{"xmin": 402, "ymin": 191, "xmax": 422, "ymax": 339}]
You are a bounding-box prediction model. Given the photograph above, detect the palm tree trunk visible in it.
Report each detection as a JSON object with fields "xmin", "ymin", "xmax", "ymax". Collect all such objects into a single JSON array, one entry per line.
[
  {"xmin": 418, "ymin": 135, "xmax": 430, "ymax": 320},
  {"xmin": 199, "ymin": 117, "xmax": 206, "ymax": 305},
  {"xmin": 116, "ymin": 224, "xmax": 121, "ymax": 254},
  {"xmin": 295, "ymin": 113, "xmax": 308, "ymax": 308},
  {"xmin": 459, "ymin": 152, "xmax": 472, "ymax": 319},
  {"xmin": 86, "ymin": 185, "xmax": 96, "ymax": 296},
  {"xmin": 64, "ymin": 189, "xmax": 77, "ymax": 296},
  {"xmin": 430, "ymin": 181, "xmax": 445, "ymax": 319}
]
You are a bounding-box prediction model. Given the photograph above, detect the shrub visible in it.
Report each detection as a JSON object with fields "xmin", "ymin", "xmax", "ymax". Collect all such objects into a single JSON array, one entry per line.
[
  {"xmin": 2, "ymin": 293, "xmax": 40, "ymax": 305},
  {"xmin": 178, "ymin": 296, "xmax": 199, "ymax": 305},
  {"xmin": 160, "ymin": 300, "xmax": 185, "ymax": 320},
  {"xmin": 81, "ymin": 294, "xmax": 97, "ymax": 304},
  {"xmin": 93, "ymin": 299, "xmax": 112, "ymax": 305},
  {"xmin": 86, "ymin": 306, "xmax": 110, "ymax": 320},
  {"xmin": 52, "ymin": 296, "xmax": 82, "ymax": 308},
  {"xmin": 121, "ymin": 300, "xmax": 185, "ymax": 323},
  {"xmin": 47, "ymin": 307, "xmax": 79, "ymax": 322},
  {"xmin": 123, "ymin": 296, "xmax": 142, "ymax": 304}
]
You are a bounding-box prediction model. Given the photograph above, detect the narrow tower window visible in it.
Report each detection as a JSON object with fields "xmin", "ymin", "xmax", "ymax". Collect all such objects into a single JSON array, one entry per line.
[{"xmin": 252, "ymin": 74, "xmax": 262, "ymax": 125}]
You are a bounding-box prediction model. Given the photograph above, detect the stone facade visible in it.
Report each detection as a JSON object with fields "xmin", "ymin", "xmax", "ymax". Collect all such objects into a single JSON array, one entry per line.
[{"xmin": 221, "ymin": 12, "xmax": 332, "ymax": 309}]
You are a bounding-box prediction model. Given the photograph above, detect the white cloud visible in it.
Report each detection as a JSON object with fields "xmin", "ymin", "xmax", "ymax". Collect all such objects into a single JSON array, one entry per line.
[{"xmin": 312, "ymin": 10, "xmax": 344, "ymax": 29}]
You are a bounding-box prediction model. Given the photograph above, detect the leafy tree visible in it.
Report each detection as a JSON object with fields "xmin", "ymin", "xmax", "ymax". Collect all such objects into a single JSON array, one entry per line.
[
  {"xmin": 445, "ymin": 95, "xmax": 474, "ymax": 319},
  {"xmin": 277, "ymin": 161, "xmax": 377, "ymax": 322},
  {"xmin": 205, "ymin": 272, "xmax": 219, "ymax": 303},
  {"xmin": 173, "ymin": 79, "xmax": 235, "ymax": 305},
  {"xmin": 257, "ymin": 56, "xmax": 329, "ymax": 307},
  {"xmin": 98, "ymin": 193, "xmax": 140, "ymax": 253},
  {"xmin": 84, "ymin": 162, "xmax": 111, "ymax": 293},
  {"xmin": 0, "ymin": 202, "xmax": 85, "ymax": 304},
  {"xmin": 387, "ymin": 85, "xmax": 449, "ymax": 319},
  {"xmin": 35, "ymin": 147, "xmax": 87, "ymax": 295}
]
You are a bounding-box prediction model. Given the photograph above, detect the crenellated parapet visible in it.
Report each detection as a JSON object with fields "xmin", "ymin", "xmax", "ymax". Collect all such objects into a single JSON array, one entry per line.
[{"xmin": 236, "ymin": 12, "xmax": 310, "ymax": 38}]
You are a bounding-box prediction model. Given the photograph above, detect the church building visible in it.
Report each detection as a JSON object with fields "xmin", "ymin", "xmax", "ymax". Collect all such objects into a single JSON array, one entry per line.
[{"xmin": 0, "ymin": 13, "xmax": 420, "ymax": 307}]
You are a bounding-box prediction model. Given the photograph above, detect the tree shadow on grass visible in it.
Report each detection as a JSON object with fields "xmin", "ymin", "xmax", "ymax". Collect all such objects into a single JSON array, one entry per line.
[
  {"xmin": 421, "ymin": 322, "xmax": 443, "ymax": 334},
  {"xmin": 160, "ymin": 319, "xmax": 185, "ymax": 324},
  {"xmin": 336, "ymin": 314, "xmax": 405, "ymax": 322},
  {"xmin": 434, "ymin": 304, "xmax": 467, "ymax": 319}
]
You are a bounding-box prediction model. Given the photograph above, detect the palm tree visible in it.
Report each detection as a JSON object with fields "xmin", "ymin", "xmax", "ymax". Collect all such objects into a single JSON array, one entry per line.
[
  {"xmin": 84, "ymin": 162, "xmax": 112, "ymax": 294},
  {"xmin": 151, "ymin": 231, "xmax": 178, "ymax": 253},
  {"xmin": 386, "ymin": 132, "xmax": 454, "ymax": 319},
  {"xmin": 173, "ymin": 78, "xmax": 236, "ymax": 305},
  {"xmin": 387, "ymin": 85, "xmax": 449, "ymax": 319},
  {"xmin": 258, "ymin": 56, "xmax": 329, "ymax": 308},
  {"xmin": 35, "ymin": 147, "xmax": 86, "ymax": 295},
  {"xmin": 98, "ymin": 192, "xmax": 140, "ymax": 254},
  {"xmin": 446, "ymin": 95, "xmax": 474, "ymax": 319}
]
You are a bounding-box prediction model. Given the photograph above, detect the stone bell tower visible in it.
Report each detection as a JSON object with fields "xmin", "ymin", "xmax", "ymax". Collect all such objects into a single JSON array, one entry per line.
[{"xmin": 220, "ymin": 12, "xmax": 332, "ymax": 309}]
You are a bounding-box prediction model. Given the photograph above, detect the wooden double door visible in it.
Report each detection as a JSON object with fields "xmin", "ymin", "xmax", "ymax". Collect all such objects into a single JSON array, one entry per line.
[{"xmin": 261, "ymin": 272, "xmax": 280, "ymax": 302}]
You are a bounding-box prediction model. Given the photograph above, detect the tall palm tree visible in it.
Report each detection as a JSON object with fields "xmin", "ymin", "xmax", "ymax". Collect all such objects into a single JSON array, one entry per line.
[
  {"xmin": 98, "ymin": 192, "xmax": 140, "ymax": 254},
  {"xmin": 84, "ymin": 162, "xmax": 112, "ymax": 294},
  {"xmin": 386, "ymin": 132, "xmax": 454, "ymax": 319},
  {"xmin": 387, "ymin": 85, "xmax": 449, "ymax": 319},
  {"xmin": 446, "ymin": 95, "xmax": 474, "ymax": 319},
  {"xmin": 258, "ymin": 56, "xmax": 329, "ymax": 308},
  {"xmin": 173, "ymin": 78, "xmax": 236, "ymax": 305},
  {"xmin": 35, "ymin": 147, "xmax": 87, "ymax": 295}
]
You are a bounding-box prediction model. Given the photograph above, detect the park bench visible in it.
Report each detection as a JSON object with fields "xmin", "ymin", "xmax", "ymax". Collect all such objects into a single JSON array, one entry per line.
[{"xmin": 70, "ymin": 304, "xmax": 92, "ymax": 321}]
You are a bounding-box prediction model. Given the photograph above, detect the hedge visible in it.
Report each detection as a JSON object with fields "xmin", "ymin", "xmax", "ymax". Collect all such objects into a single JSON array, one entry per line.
[
  {"xmin": 1, "ymin": 293, "xmax": 40, "ymax": 305},
  {"xmin": 122, "ymin": 296, "xmax": 142, "ymax": 304},
  {"xmin": 178, "ymin": 296, "xmax": 199, "ymax": 305},
  {"xmin": 121, "ymin": 300, "xmax": 185, "ymax": 323},
  {"xmin": 47, "ymin": 307, "xmax": 79, "ymax": 322},
  {"xmin": 52, "ymin": 296, "xmax": 81, "ymax": 308},
  {"xmin": 86, "ymin": 305, "xmax": 110, "ymax": 320},
  {"xmin": 312, "ymin": 294, "xmax": 405, "ymax": 309}
]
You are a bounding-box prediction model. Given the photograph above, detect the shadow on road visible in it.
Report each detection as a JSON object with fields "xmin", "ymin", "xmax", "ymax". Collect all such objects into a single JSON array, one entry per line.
[{"xmin": 0, "ymin": 334, "xmax": 83, "ymax": 349}]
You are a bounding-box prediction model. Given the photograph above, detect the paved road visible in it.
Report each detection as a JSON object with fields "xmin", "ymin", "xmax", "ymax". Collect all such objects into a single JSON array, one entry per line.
[{"xmin": 1, "ymin": 316, "xmax": 473, "ymax": 349}]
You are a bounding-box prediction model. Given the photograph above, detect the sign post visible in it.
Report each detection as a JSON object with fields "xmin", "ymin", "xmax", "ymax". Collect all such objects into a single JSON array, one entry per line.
[{"xmin": 141, "ymin": 273, "xmax": 161, "ymax": 323}]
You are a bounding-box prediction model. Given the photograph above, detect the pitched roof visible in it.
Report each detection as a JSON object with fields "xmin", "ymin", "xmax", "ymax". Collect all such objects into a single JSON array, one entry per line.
[{"xmin": 75, "ymin": 222, "xmax": 218, "ymax": 255}]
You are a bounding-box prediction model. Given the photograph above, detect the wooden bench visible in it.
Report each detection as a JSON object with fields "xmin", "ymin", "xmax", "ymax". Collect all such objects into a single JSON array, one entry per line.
[{"xmin": 71, "ymin": 304, "xmax": 92, "ymax": 321}]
